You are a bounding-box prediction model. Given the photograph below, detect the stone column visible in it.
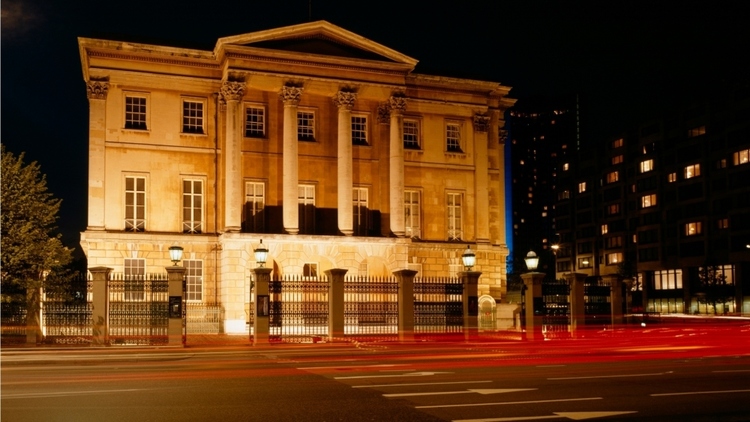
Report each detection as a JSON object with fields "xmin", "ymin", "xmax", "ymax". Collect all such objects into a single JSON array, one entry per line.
[
  {"xmin": 89, "ymin": 266, "xmax": 112, "ymax": 346},
  {"xmin": 473, "ymin": 114, "xmax": 491, "ymax": 244},
  {"xmin": 462, "ymin": 271, "xmax": 482, "ymax": 340},
  {"xmin": 521, "ymin": 272, "xmax": 545, "ymax": 341},
  {"xmin": 86, "ymin": 80, "xmax": 109, "ymax": 230},
  {"xmin": 166, "ymin": 265, "xmax": 187, "ymax": 347},
  {"xmin": 394, "ymin": 269, "xmax": 417, "ymax": 341},
  {"xmin": 220, "ymin": 81, "xmax": 246, "ymax": 232},
  {"xmin": 565, "ymin": 272, "xmax": 587, "ymax": 337},
  {"xmin": 281, "ymin": 85, "xmax": 303, "ymax": 235},
  {"xmin": 388, "ymin": 95, "xmax": 407, "ymax": 237},
  {"xmin": 252, "ymin": 267, "xmax": 273, "ymax": 345},
  {"xmin": 334, "ymin": 91, "xmax": 356, "ymax": 236},
  {"xmin": 603, "ymin": 274, "xmax": 623, "ymax": 326},
  {"xmin": 326, "ymin": 268, "xmax": 348, "ymax": 341}
]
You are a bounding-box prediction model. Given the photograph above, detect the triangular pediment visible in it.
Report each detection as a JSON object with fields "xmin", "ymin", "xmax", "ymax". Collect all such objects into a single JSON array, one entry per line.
[{"xmin": 215, "ymin": 20, "xmax": 418, "ymax": 68}]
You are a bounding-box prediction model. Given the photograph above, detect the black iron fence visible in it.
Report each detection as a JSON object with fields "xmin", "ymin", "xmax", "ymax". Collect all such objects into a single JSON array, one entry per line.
[
  {"xmin": 108, "ymin": 273, "xmax": 169, "ymax": 345},
  {"xmin": 269, "ymin": 275, "xmax": 329, "ymax": 342},
  {"xmin": 414, "ymin": 276, "xmax": 463, "ymax": 334},
  {"xmin": 344, "ymin": 275, "xmax": 399, "ymax": 336}
]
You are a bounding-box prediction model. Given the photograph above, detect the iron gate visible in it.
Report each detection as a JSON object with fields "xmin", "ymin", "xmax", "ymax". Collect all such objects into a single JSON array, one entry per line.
[
  {"xmin": 269, "ymin": 275, "xmax": 329, "ymax": 342},
  {"xmin": 109, "ymin": 274, "xmax": 169, "ymax": 345}
]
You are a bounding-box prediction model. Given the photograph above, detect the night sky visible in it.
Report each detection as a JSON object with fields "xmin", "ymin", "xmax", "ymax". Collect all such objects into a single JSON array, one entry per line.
[{"xmin": 2, "ymin": 0, "xmax": 748, "ymax": 252}]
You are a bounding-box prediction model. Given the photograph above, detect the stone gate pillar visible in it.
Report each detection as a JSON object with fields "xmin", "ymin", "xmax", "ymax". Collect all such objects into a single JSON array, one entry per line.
[
  {"xmin": 166, "ymin": 265, "xmax": 187, "ymax": 347},
  {"xmin": 565, "ymin": 272, "xmax": 587, "ymax": 337},
  {"xmin": 326, "ymin": 268, "xmax": 348, "ymax": 341},
  {"xmin": 521, "ymin": 272, "xmax": 545, "ymax": 341},
  {"xmin": 394, "ymin": 269, "xmax": 417, "ymax": 341},
  {"xmin": 89, "ymin": 266, "xmax": 112, "ymax": 346},
  {"xmin": 252, "ymin": 267, "xmax": 273, "ymax": 345}
]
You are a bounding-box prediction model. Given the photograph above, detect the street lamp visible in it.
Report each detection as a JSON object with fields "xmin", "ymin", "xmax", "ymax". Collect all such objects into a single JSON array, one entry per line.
[
  {"xmin": 169, "ymin": 246, "xmax": 183, "ymax": 266},
  {"xmin": 462, "ymin": 245, "xmax": 476, "ymax": 271},
  {"xmin": 524, "ymin": 250, "xmax": 539, "ymax": 272},
  {"xmin": 254, "ymin": 239, "xmax": 268, "ymax": 268}
]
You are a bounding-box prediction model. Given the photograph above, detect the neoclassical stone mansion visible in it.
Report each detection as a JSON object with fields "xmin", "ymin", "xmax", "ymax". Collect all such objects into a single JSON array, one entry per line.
[{"xmin": 79, "ymin": 21, "xmax": 516, "ymax": 333}]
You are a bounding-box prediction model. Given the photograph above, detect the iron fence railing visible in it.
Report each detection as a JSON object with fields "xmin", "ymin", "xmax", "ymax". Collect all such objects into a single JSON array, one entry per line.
[
  {"xmin": 414, "ymin": 276, "xmax": 463, "ymax": 334},
  {"xmin": 269, "ymin": 275, "xmax": 329, "ymax": 342},
  {"xmin": 108, "ymin": 273, "xmax": 169, "ymax": 345},
  {"xmin": 344, "ymin": 276, "xmax": 399, "ymax": 337}
]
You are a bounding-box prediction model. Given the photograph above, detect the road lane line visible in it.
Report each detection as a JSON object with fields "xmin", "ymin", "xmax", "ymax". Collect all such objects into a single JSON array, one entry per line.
[
  {"xmin": 3, "ymin": 388, "xmax": 143, "ymax": 399},
  {"xmin": 335, "ymin": 371, "xmax": 452, "ymax": 380},
  {"xmin": 651, "ymin": 389, "xmax": 750, "ymax": 397},
  {"xmin": 548, "ymin": 371, "xmax": 669, "ymax": 380},
  {"xmin": 353, "ymin": 380, "xmax": 492, "ymax": 388},
  {"xmin": 384, "ymin": 388, "xmax": 535, "ymax": 398},
  {"xmin": 416, "ymin": 397, "xmax": 602, "ymax": 409},
  {"xmin": 298, "ymin": 364, "xmax": 405, "ymax": 370}
]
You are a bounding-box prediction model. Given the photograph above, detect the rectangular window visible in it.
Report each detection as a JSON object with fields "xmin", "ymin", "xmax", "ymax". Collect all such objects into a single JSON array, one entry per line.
[
  {"xmin": 605, "ymin": 236, "xmax": 623, "ymax": 249},
  {"xmin": 404, "ymin": 190, "xmax": 421, "ymax": 239},
  {"xmin": 403, "ymin": 119, "xmax": 420, "ymax": 149},
  {"xmin": 446, "ymin": 122, "xmax": 462, "ymax": 152},
  {"xmin": 303, "ymin": 263, "xmax": 318, "ymax": 278},
  {"xmin": 612, "ymin": 138, "xmax": 624, "ymax": 149},
  {"xmin": 125, "ymin": 95, "xmax": 147, "ymax": 130},
  {"xmin": 578, "ymin": 257, "xmax": 592, "ymax": 268},
  {"xmin": 653, "ymin": 269, "xmax": 683, "ymax": 290},
  {"xmin": 684, "ymin": 163, "xmax": 701, "ymax": 179},
  {"xmin": 578, "ymin": 182, "xmax": 587, "ymax": 193},
  {"xmin": 297, "ymin": 111, "xmax": 315, "ymax": 141},
  {"xmin": 612, "ymin": 155, "xmax": 623, "ymax": 165},
  {"xmin": 245, "ymin": 105, "xmax": 266, "ymax": 137},
  {"xmin": 353, "ymin": 187, "xmax": 369, "ymax": 236},
  {"xmin": 606, "ymin": 252, "xmax": 623, "ymax": 265},
  {"xmin": 606, "ymin": 171, "xmax": 619, "ymax": 184},
  {"xmin": 717, "ymin": 158, "xmax": 727, "ymax": 169},
  {"xmin": 608, "ymin": 203, "xmax": 620, "ymax": 216},
  {"xmin": 668, "ymin": 172, "xmax": 677, "ymax": 183},
  {"xmin": 688, "ymin": 126, "xmax": 706, "ymax": 137},
  {"xmin": 298, "ymin": 184, "xmax": 316, "ymax": 234},
  {"xmin": 733, "ymin": 149, "xmax": 750, "ymax": 165},
  {"xmin": 640, "ymin": 159, "xmax": 654, "ymax": 173},
  {"xmin": 184, "ymin": 259, "xmax": 203, "ymax": 302},
  {"xmin": 558, "ymin": 190, "xmax": 570, "ymax": 200},
  {"xmin": 182, "ymin": 99, "xmax": 204, "ymax": 134},
  {"xmin": 717, "ymin": 218, "xmax": 729, "ymax": 229},
  {"xmin": 243, "ymin": 182, "xmax": 265, "ymax": 233},
  {"xmin": 601, "ymin": 224, "xmax": 608, "ymax": 235},
  {"xmin": 124, "ymin": 258, "xmax": 145, "ymax": 301},
  {"xmin": 125, "ymin": 176, "xmax": 146, "ymax": 231},
  {"xmin": 182, "ymin": 179, "xmax": 203, "ymax": 233},
  {"xmin": 685, "ymin": 221, "xmax": 702, "ymax": 236},
  {"xmin": 562, "ymin": 163, "xmax": 569, "ymax": 171},
  {"xmin": 447, "ymin": 192, "xmax": 463, "ymax": 241},
  {"xmin": 352, "ymin": 116, "xmax": 368, "ymax": 145},
  {"xmin": 641, "ymin": 193, "xmax": 657, "ymax": 208}
]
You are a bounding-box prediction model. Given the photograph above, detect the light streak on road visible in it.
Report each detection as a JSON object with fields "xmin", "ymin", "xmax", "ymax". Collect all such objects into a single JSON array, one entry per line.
[{"xmin": 383, "ymin": 388, "xmax": 536, "ymax": 398}]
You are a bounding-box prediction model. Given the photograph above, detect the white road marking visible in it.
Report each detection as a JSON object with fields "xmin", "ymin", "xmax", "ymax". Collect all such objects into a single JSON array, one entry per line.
[
  {"xmin": 3, "ymin": 388, "xmax": 143, "ymax": 399},
  {"xmin": 548, "ymin": 371, "xmax": 670, "ymax": 380},
  {"xmin": 334, "ymin": 371, "xmax": 453, "ymax": 380},
  {"xmin": 453, "ymin": 410, "xmax": 637, "ymax": 421},
  {"xmin": 353, "ymin": 380, "xmax": 492, "ymax": 388},
  {"xmin": 384, "ymin": 388, "xmax": 536, "ymax": 398},
  {"xmin": 416, "ymin": 397, "xmax": 602, "ymax": 409},
  {"xmin": 652, "ymin": 389, "xmax": 750, "ymax": 397}
]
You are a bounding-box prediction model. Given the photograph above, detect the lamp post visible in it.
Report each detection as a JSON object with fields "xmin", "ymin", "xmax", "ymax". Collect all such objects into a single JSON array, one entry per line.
[
  {"xmin": 252, "ymin": 239, "xmax": 272, "ymax": 345},
  {"xmin": 521, "ymin": 250, "xmax": 544, "ymax": 341},
  {"xmin": 460, "ymin": 245, "xmax": 481, "ymax": 340},
  {"xmin": 165, "ymin": 245, "xmax": 186, "ymax": 347}
]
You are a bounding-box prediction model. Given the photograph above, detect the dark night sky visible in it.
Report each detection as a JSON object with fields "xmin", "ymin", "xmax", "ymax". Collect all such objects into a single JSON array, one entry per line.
[{"xmin": 2, "ymin": 0, "xmax": 748, "ymax": 251}]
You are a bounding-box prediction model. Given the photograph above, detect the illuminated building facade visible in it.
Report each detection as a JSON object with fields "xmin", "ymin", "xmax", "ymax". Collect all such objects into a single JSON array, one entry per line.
[
  {"xmin": 78, "ymin": 21, "xmax": 516, "ymax": 333},
  {"xmin": 554, "ymin": 89, "xmax": 750, "ymax": 315}
]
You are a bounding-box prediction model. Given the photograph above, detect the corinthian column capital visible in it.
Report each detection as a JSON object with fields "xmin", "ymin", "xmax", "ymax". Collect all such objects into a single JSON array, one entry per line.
[
  {"xmin": 220, "ymin": 81, "xmax": 246, "ymax": 101},
  {"xmin": 280, "ymin": 85, "xmax": 304, "ymax": 105},
  {"xmin": 388, "ymin": 94, "xmax": 408, "ymax": 114},
  {"xmin": 473, "ymin": 114, "xmax": 490, "ymax": 132},
  {"xmin": 333, "ymin": 90, "xmax": 357, "ymax": 110},
  {"xmin": 86, "ymin": 80, "xmax": 109, "ymax": 100}
]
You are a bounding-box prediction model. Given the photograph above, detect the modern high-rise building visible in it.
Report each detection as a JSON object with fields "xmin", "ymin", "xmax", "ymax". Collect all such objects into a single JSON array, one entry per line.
[
  {"xmin": 506, "ymin": 96, "xmax": 578, "ymax": 277},
  {"xmin": 554, "ymin": 87, "xmax": 750, "ymax": 315},
  {"xmin": 78, "ymin": 21, "xmax": 516, "ymax": 333}
]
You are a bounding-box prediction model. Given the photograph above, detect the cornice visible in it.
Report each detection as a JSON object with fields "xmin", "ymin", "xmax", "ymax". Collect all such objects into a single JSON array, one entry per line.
[{"xmin": 86, "ymin": 49, "xmax": 220, "ymax": 70}]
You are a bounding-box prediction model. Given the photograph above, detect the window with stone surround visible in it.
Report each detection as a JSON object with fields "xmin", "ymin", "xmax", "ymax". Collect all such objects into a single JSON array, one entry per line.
[
  {"xmin": 243, "ymin": 181, "xmax": 265, "ymax": 233},
  {"xmin": 353, "ymin": 187, "xmax": 369, "ymax": 236},
  {"xmin": 297, "ymin": 110, "xmax": 315, "ymax": 141},
  {"xmin": 404, "ymin": 190, "xmax": 421, "ymax": 239},
  {"xmin": 245, "ymin": 104, "xmax": 266, "ymax": 138},
  {"xmin": 446, "ymin": 122, "xmax": 462, "ymax": 153},
  {"xmin": 352, "ymin": 115, "xmax": 368, "ymax": 145},
  {"xmin": 125, "ymin": 176, "xmax": 146, "ymax": 232},
  {"xmin": 447, "ymin": 192, "xmax": 463, "ymax": 241},
  {"xmin": 124, "ymin": 258, "xmax": 145, "ymax": 301},
  {"xmin": 403, "ymin": 119, "xmax": 420, "ymax": 149},
  {"xmin": 182, "ymin": 98, "xmax": 204, "ymax": 134},
  {"xmin": 184, "ymin": 259, "xmax": 203, "ymax": 302},
  {"xmin": 125, "ymin": 94, "xmax": 148, "ymax": 130},
  {"xmin": 182, "ymin": 179, "xmax": 203, "ymax": 233},
  {"xmin": 298, "ymin": 184, "xmax": 316, "ymax": 234}
]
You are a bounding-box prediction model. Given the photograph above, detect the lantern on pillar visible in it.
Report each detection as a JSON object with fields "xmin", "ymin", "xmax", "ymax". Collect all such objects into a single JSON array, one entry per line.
[
  {"xmin": 462, "ymin": 245, "xmax": 476, "ymax": 271},
  {"xmin": 169, "ymin": 246, "xmax": 184, "ymax": 266},
  {"xmin": 254, "ymin": 239, "xmax": 269, "ymax": 268},
  {"xmin": 524, "ymin": 250, "xmax": 539, "ymax": 272}
]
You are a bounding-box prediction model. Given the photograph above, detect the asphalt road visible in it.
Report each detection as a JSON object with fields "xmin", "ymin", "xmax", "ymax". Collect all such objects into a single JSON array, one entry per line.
[{"xmin": 3, "ymin": 325, "xmax": 750, "ymax": 421}]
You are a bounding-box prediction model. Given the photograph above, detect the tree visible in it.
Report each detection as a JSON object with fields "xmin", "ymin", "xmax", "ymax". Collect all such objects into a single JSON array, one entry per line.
[
  {"xmin": 1, "ymin": 145, "xmax": 73, "ymax": 342},
  {"xmin": 696, "ymin": 264, "xmax": 732, "ymax": 315}
]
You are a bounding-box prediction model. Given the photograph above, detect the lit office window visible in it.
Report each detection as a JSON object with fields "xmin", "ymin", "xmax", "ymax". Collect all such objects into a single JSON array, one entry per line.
[
  {"xmin": 685, "ymin": 221, "xmax": 702, "ymax": 236},
  {"xmin": 640, "ymin": 159, "xmax": 654, "ymax": 173},
  {"xmin": 684, "ymin": 164, "xmax": 701, "ymax": 179}
]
